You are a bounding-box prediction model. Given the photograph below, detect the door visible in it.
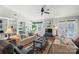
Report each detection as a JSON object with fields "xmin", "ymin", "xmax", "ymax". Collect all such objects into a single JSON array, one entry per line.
[
  {"xmin": 67, "ymin": 21, "xmax": 77, "ymax": 39},
  {"xmin": 58, "ymin": 20, "xmax": 77, "ymax": 39},
  {"xmin": 58, "ymin": 21, "xmax": 67, "ymax": 38}
]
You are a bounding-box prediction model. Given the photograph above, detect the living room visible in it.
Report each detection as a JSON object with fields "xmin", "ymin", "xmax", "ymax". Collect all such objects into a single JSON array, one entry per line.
[{"xmin": 0, "ymin": 5, "xmax": 79, "ymax": 54}]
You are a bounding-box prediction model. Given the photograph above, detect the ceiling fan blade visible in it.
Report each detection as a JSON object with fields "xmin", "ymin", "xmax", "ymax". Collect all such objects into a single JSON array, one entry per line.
[
  {"xmin": 44, "ymin": 12, "xmax": 50, "ymax": 14},
  {"xmin": 41, "ymin": 5, "xmax": 50, "ymax": 15},
  {"xmin": 46, "ymin": 9, "xmax": 50, "ymax": 11}
]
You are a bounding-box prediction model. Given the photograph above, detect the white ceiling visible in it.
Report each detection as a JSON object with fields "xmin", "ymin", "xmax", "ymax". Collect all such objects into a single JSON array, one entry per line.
[
  {"xmin": 2, "ymin": 5, "xmax": 79, "ymax": 20},
  {"xmin": 0, "ymin": 5, "xmax": 16, "ymax": 18}
]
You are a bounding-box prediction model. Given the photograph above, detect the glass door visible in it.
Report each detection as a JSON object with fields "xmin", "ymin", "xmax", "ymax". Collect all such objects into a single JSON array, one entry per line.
[
  {"xmin": 58, "ymin": 20, "xmax": 77, "ymax": 39},
  {"xmin": 67, "ymin": 21, "xmax": 77, "ymax": 39},
  {"xmin": 58, "ymin": 21, "xmax": 67, "ymax": 38}
]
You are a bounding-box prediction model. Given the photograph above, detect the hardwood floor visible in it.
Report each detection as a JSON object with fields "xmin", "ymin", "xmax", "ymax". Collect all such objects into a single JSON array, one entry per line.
[
  {"xmin": 48, "ymin": 37, "xmax": 78, "ymax": 54},
  {"xmin": 42, "ymin": 37, "xmax": 55, "ymax": 54},
  {"xmin": 47, "ymin": 37, "xmax": 55, "ymax": 54}
]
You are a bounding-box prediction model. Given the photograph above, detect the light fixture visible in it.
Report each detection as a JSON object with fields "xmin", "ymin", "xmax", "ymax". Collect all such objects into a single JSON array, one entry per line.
[{"xmin": 5, "ymin": 27, "xmax": 13, "ymax": 39}]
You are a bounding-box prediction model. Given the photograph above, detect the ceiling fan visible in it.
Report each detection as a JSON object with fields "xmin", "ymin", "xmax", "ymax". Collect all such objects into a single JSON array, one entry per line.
[{"xmin": 41, "ymin": 5, "xmax": 50, "ymax": 15}]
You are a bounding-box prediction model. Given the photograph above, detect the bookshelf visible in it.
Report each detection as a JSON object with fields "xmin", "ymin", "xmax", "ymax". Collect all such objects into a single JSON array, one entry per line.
[
  {"xmin": 0, "ymin": 17, "xmax": 17, "ymax": 39},
  {"xmin": 18, "ymin": 21, "xmax": 26, "ymax": 39}
]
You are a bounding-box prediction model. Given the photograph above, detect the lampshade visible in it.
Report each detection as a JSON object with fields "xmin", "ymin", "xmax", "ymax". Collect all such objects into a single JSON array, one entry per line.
[
  {"xmin": 55, "ymin": 26, "xmax": 58, "ymax": 30},
  {"xmin": 5, "ymin": 27, "xmax": 13, "ymax": 34}
]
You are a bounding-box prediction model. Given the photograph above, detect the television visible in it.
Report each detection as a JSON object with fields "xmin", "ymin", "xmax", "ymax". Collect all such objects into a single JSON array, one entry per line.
[
  {"xmin": 45, "ymin": 29, "xmax": 53, "ymax": 37},
  {"xmin": 46, "ymin": 29, "xmax": 52, "ymax": 33}
]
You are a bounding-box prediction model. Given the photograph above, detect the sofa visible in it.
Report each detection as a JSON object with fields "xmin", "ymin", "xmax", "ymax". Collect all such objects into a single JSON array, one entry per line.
[{"xmin": 73, "ymin": 38, "xmax": 79, "ymax": 48}]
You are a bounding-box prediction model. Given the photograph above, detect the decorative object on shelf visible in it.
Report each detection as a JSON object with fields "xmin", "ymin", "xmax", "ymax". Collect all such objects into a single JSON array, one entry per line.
[
  {"xmin": 47, "ymin": 20, "xmax": 51, "ymax": 27},
  {"xmin": 45, "ymin": 20, "xmax": 51, "ymax": 28}
]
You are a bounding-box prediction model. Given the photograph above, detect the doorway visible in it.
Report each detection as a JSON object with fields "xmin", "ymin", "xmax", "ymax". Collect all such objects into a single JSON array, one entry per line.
[{"xmin": 58, "ymin": 20, "xmax": 77, "ymax": 39}]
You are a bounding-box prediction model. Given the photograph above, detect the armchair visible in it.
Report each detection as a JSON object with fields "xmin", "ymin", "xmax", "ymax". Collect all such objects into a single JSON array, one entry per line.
[{"xmin": 33, "ymin": 36, "xmax": 48, "ymax": 53}]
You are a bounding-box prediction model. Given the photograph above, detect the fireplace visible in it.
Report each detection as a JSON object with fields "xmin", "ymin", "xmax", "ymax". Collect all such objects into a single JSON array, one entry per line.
[{"xmin": 44, "ymin": 29, "xmax": 53, "ymax": 37}]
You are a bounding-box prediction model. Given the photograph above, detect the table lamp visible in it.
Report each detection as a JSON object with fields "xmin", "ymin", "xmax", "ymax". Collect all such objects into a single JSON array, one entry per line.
[{"xmin": 5, "ymin": 27, "xmax": 13, "ymax": 39}]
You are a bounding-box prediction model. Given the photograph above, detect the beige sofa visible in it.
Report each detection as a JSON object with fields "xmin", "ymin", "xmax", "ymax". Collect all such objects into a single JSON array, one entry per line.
[{"xmin": 18, "ymin": 35, "xmax": 36, "ymax": 48}]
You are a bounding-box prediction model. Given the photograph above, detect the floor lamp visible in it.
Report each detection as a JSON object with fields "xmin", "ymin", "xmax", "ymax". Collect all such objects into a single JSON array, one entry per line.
[{"xmin": 55, "ymin": 26, "xmax": 58, "ymax": 36}]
